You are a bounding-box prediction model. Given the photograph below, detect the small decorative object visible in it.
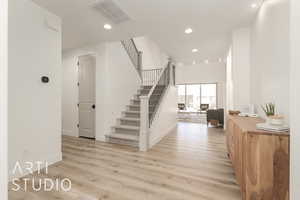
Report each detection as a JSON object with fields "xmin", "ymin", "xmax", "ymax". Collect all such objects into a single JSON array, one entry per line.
[
  {"xmin": 261, "ymin": 103, "xmax": 276, "ymax": 124},
  {"xmin": 260, "ymin": 103, "xmax": 286, "ymax": 127},
  {"xmin": 261, "ymin": 103, "xmax": 276, "ymax": 117},
  {"xmin": 256, "ymin": 103, "xmax": 289, "ymax": 132}
]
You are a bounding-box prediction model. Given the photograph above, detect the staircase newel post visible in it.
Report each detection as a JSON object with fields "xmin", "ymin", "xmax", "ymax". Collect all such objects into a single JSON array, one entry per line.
[
  {"xmin": 138, "ymin": 51, "xmax": 143, "ymax": 76},
  {"xmin": 139, "ymin": 95, "xmax": 149, "ymax": 151}
]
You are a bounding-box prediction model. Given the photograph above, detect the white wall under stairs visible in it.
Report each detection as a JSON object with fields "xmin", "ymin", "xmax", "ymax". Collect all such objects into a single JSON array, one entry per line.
[{"xmin": 149, "ymin": 85, "xmax": 178, "ymax": 148}]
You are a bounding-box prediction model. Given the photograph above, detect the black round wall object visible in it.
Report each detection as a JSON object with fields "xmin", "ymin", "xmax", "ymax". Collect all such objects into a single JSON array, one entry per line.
[{"xmin": 41, "ymin": 76, "xmax": 49, "ymax": 83}]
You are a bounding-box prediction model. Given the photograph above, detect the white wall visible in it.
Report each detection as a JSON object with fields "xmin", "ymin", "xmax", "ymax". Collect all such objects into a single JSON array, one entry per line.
[
  {"xmin": 250, "ymin": 0, "xmax": 290, "ymax": 120},
  {"xmin": 176, "ymin": 63, "xmax": 226, "ymax": 108},
  {"xmin": 290, "ymin": 0, "xmax": 300, "ymax": 198},
  {"xmin": 99, "ymin": 42, "xmax": 141, "ymax": 140},
  {"xmin": 8, "ymin": 0, "xmax": 62, "ymax": 179},
  {"xmin": 149, "ymin": 85, "xmax": 177, "ymax": 148},
  {"xmin": 134, "ymin": 36, "xmax": 169, "ymax": 69},
  {"xmin": 0, "ymin": 0, "xmax": 8, "ymax": 197},
  {"xmin": 62, "ymin": 42, "xmax": 141, "ymax": 141},
  {"xmin": 231, "ymin": 28, "xmax": 251, "ymax": 110}
]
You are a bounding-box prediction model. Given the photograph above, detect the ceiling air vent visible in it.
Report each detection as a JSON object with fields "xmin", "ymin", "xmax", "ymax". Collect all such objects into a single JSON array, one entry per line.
[{"xmin": 93, "ymin": 0, "xmax": 131, "ymax": 24}]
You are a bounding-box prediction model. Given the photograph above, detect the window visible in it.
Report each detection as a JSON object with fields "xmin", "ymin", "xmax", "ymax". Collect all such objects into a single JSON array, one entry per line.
[
  {"xmin": 177, "ymin": 85, "xmax": 186, "ymax": 104},
  {"xmin": 186, "ymin": 85, "xmax": 200, "ymax": 111},
  {"xmin": 201, "ymin": 84, "xmax": 217, "ymax": 109},
  {"xmin": 177, "ymin": 83, "xmax": 217, "ymax": 111}
]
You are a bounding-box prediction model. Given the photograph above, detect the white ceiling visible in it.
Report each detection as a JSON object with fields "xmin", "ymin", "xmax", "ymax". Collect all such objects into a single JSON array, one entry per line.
[{"xmin": 33, "ymin": 0, "xmax": 261, "ymax": 64}]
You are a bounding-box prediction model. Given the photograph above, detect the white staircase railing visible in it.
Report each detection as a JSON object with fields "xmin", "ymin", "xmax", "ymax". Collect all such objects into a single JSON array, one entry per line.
[
  {"xmin": 122, "ymin": 39, "xmax": 166, "ymax": 86},
  {"xmin": 139, "ymin": 60, "xmax": 172, "ymax": 151},
  {"xmin": 141, "ymin": 68, "xmax": 163, "ymax": 86},
  {"xmin": 121, "ymin": 39, "xmax": 143, "ymax": 78}
]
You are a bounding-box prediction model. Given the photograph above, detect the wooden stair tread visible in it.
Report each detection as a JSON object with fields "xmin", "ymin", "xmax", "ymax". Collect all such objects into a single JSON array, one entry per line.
[
  {"xmin": 123, "ymin": 110, "xmax": 153, "ymax": 114},
  {"xmin": 119, "ymin": 117, "xmax": 140, "ymax": 121},
  {"xmin": 132, "ymin": 98, "xmax": 159, "ymax": 101},
  {"xmin": 123, "ymin": 111, "xmax": 140, "ymax": 114},
  {"xmin": 128, "ymin": 104, "xmax": 155, "ymax": 108},
  {"xmin": 112, "ymin": 125, "xmax": 140, "ymax": 130},
  {"xmin": 106, "ymin": 133, "xmax": 139, "ymax": 141}
]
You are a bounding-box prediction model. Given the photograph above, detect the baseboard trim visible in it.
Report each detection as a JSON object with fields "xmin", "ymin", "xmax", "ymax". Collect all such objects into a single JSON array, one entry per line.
[
  {"xmin": 149, "ymin": 123, "xmax": 177, "ymax": 148},
  {"xmin": 62, "ymin": 129, "xmax": 77, "ymax": 137},
  {"xmin": 96, "ymin": 134, "xmax": 106, "ymax": 142}
]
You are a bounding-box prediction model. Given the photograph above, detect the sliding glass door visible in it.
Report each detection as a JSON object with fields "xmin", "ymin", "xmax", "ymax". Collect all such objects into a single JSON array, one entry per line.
[
  {"xmin": 201, "ymin": 84, "xmax": 217, "ymax": 109},
  {"xmin": 177, "ymin": 85, "xmax": 186, "ymax": 105},
  {"xmin": 186, "ymin": 85, "xmax": 200, "ymax": 111},
  {"xmin": 177, "ymin": 83, "xmax": 217, "ymax": 111}
]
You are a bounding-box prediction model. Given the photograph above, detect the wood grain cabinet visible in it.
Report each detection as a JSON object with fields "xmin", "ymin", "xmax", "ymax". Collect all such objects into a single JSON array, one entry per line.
[{"xmin": 226, "ymin": 115, "xmax": 290, "ymax": 200}]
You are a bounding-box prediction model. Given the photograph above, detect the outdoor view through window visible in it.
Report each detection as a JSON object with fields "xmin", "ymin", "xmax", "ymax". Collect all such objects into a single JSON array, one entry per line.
[{"xmin": 177, "ymin": 84, "xmax": 217, "ymax": 112}]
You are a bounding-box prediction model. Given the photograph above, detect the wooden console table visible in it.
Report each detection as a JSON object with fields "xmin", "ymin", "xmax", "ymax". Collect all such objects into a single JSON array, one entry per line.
[{"xmin": 226, "ymin": 115, "xmax": 290, "ymax": 200}]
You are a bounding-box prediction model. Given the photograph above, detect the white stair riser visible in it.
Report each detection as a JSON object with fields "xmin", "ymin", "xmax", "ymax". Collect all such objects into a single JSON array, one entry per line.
[
  {"xmin": 131, "ymin": 99, "xmax": 159, "ymax": 106},
  {"xmin": 113, "ymin": 127, "xmax": 139, "ymax": 135},
  {"xmin": 138, "ymin": 90, "xmax": 164, "ymax": 95},
  {"xmin": 120, "ymin": 119, "xmax": 140, "ymax": 126},
  {"xmin": 124, "ymin": 112, "xmax": 140, "ymax": 118},
  {"xmin": 127, "ymin": 105, "xmax": 155, "ymax": 112},
  {"xmin": 141, "ymin": 85, "xmax": 165, "ymax": 90}
]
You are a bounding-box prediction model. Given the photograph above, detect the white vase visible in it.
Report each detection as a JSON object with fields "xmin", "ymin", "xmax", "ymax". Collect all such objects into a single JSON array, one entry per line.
[{"xmin": 266, "ymin": 117, "xmax": 272, "ymax": 125}]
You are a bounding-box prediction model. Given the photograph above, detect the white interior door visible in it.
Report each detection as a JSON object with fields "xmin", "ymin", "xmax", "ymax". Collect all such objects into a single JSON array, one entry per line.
[{"xmin": 78, "ymin": 55, "xmax": 96, "ymax": 138}]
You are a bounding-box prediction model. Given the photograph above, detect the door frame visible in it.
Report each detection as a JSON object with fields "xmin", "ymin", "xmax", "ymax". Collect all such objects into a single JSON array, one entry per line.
[
  {"xmin": 0, "ymin": 0, "xmax": 8, "ymax": 199},
  {"xmin": 77, "ymin": 54, "xmax": 96, "ymax": 139},
  {"xmin": 290, "ymin": 0, "xmax": 300, "ymax": 198}
]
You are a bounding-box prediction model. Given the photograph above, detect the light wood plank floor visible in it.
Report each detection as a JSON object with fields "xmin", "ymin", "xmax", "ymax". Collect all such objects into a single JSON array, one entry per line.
[{"xmin": 9, "ymin": 122, "xmax": 242, "ymax": 200}]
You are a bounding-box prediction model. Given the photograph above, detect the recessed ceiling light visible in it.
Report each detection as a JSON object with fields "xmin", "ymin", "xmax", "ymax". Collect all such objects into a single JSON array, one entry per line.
[
  {"xmin": 104, "ymin": 24, "xmax": 112, "ymax": 30},
  {"xmin": 192, "ymin": 60, "xmax": 196, "ymax": 65},
  {"xmin": 205, "ymin": 59, "xmax": 209, "ymax": 64},
  {"xmin": 192, "ymin": 49, "xmax": 198, "ymax": 53},
  {"xmin": 185, "ymin": 28, "xmax": 193, "ymax": 34},
  {"xmin": 251, "ymin": 3, "xmax": 258, "ymax": 8}
]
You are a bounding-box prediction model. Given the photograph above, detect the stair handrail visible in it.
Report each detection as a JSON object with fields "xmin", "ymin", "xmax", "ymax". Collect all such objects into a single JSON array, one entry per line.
[
  {"xmin": 121, "ymin": 39, "xmax": 143, "ymax": 78},
  {"xmin": 139, "ymin": 60, "xmax": 172, "ymax": 151},
  {"xmin": 146, "ymin": 64, "xmax": 170, "ymax": 99},
  {"xmin": 141, "ymin": 68, "xmax": 163, "ymax": 86}
]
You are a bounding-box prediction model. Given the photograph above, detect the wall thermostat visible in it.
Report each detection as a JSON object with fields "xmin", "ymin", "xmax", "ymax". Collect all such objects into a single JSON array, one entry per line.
[{"xmin": 41, "ymin": 76, "xmax": 49, "ymax": 83}]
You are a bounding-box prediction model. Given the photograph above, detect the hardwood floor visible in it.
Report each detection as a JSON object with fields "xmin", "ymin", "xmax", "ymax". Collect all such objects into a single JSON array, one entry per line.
[{"xmin": 8, "ymin": 122, "xmax": 242, "ymax": 200}]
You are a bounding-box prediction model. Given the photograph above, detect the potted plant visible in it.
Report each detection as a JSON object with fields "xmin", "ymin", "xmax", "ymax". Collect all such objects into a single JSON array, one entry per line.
[
  {"xmin": 261, "ymin": 103, "xmax": 284, "ymax": 125},
  {"xmin": 261, "ymin": 103, "xmax": 275, "ymax": 117}
]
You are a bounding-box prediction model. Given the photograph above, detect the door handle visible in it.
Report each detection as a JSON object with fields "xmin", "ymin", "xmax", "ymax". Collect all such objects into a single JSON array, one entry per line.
[{"xmin": 92, "ymin": 104, "xmax": 96, "ymax": 109}]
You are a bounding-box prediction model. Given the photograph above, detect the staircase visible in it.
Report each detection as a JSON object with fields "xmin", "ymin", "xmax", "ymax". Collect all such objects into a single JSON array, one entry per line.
[
  {"xmin": 105, "ymin": 38, "xmax": 173, "ymax": 150},
  {"xmin": 105, "ymin": 85, "xmax": 165, "ymax": 147}
]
